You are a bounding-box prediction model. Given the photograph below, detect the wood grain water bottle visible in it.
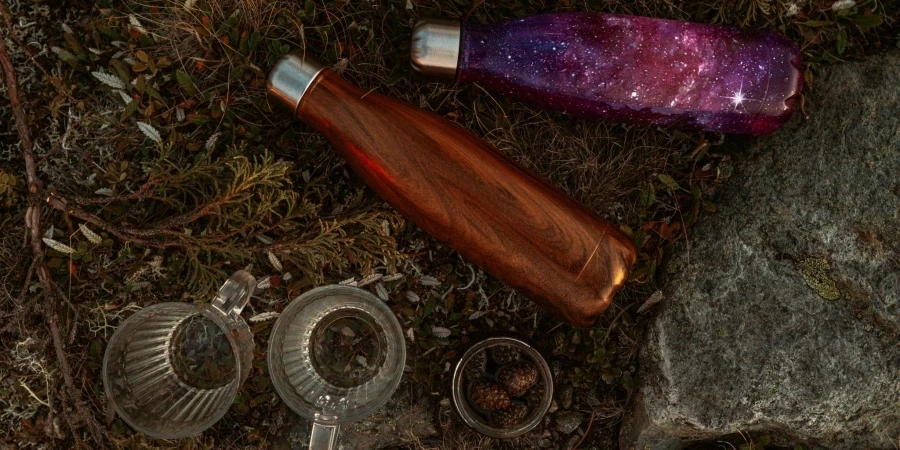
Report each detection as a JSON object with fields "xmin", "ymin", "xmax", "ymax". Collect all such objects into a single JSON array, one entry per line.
[
  {"xmin": 267, "ymin": 53, "xmax": 636, "ymax": 327},
  {"xmin": 411, "ymin": 13, "xmax": 802, "ymax": 135}
]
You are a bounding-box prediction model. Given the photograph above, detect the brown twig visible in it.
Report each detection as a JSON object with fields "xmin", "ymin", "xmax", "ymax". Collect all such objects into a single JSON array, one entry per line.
[
  {"xmin": 0, "ymin": 3, "xmax": 50, "ymax": 78},
  {"xmin": 149, "ymin": 195, "xmax": 231, "ymax": 230},
  {"xmin": 570, "ymin": 411, "xmax": 596, "ymax": 450},
  {"xmin": 46, "ymin": 190, "xmax": 243, "ymax": 248},
  {"xmin": 12, "ymin": 257, "xmax": 35, "ymax": 304},
  {"xmin": 0, "ymin": 18, "xmax": 104, "ymax": 446},
  {"xmin": 60, "ymin": 169, "xmax": 248, "ymax": 239},
  {"xmin": 66, "ymin": 177, "xmax": 166, "ymax": 205},
  {"xmin": 46, "ymin": 194, "xmax": 180, "ymax": 247}
]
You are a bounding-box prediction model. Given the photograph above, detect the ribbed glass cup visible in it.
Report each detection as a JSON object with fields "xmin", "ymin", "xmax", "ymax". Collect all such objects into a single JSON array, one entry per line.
[
  {"xmin": 268, "ymin": 285, "xmax": 406, "ymax": 450},
  {"xmin": 102, "ymin": 271, "xmax": 255, "ymax": 439}
]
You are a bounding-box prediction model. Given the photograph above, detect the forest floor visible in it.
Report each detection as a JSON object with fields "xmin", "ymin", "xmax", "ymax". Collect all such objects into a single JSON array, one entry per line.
[{"xmin": 0, "ymin": 0, "xmax": 896, "ymax": 449}]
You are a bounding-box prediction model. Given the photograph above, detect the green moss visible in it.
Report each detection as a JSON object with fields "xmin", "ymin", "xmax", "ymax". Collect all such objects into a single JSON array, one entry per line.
[{"xmin": 796, "ymin": 258, "xmax": 841, "ymax": 300}]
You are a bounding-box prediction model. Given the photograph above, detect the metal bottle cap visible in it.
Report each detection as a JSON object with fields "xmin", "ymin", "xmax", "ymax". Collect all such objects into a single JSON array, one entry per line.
[
  {"xmin": 266, "ymin": 52, "xmax": 327, "ymax": 115},
  {"xmin": 410, "ymin": 18, "xmax": 461, "ymax": 80}
]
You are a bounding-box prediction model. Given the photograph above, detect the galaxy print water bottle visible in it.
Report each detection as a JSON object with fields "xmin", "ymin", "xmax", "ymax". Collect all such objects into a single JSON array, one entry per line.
[{"xmin": 411, "ymin": 13, "xmax": 802, "ymax": 135}]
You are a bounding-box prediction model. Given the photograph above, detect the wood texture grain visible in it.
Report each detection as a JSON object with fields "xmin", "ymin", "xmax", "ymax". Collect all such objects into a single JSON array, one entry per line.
[{"xmin": 296, "ymin": 71, "xmax": 637, "ymax": 326}]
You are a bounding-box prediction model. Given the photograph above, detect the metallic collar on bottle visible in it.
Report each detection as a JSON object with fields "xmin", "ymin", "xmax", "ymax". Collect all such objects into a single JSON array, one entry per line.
[
  {"xmin": 266, "ymin": 52, "xmax": 327, "ymax": 115},
  {"xmin": 410, "ymin": 18, "xmax": 461, "ymax": 80}
]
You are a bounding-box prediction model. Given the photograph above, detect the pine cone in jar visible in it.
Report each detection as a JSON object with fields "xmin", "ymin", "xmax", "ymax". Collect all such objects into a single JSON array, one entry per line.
[
  {"xmin": 469, "ymin": 379, "xmax": 511, "ymax": 411},
  {"xmin": 497, "ymin": 361, "xmax": 539, "ymax": 397},
  {"xmin": 525, "ymin": 381, "xmax": 546, "ymax": 409},
  {"xmin": 490, "ymin": 345, "xmax": 520, "ymax": 365},
  {"xmin": 463, "ymin": 350, "xmax": 487, "ymax": 381},
  {"xmin": 490, "ymin": 402, "xmax": 529, "ymax": 428}
]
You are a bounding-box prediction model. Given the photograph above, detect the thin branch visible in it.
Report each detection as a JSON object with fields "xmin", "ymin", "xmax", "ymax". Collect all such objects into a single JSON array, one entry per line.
[
  {"xmin": 150, "ymin": 198, "xmax": 223, "ymax": 229},
  {"xmin": 571, "ymin": 411, "xmax": 596, "ymax": 450},
  {"xmin": 19, "ymin": 380, "xmax": 50, "ymax": 407},
  {"xmin": 0, "ymin": 3, "xmax": 50, "ymax": 78},
  {"xmin": 46, "ymin": 194, "xmax": 180, "ymax": 247},
  {"xmin": 66, "ymin": 177, "xmax": 166, "ymax": 204},
  {"xmin": 13, "ymin": 257, "xmax": 35, "ymax": 304},
  {"xmin": 46, "ymin": 191, "xmax": 244, "ymax": 247},
  {"xmin": 0, "ymin": 18, "xmax": 104, "ymax": 445}
]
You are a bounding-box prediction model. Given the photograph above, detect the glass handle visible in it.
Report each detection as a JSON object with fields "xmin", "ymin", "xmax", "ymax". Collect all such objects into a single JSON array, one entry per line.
[
  {"xmin": 309, "ymin": 423, "xmax": 339, "ymax": 450},
  {"xmin": 211, "ymin": 270, "xmax": 255, "ymax": 316}
]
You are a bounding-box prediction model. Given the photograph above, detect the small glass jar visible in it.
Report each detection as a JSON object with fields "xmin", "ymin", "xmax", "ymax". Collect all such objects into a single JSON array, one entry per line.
[{"xmin": 452, "ymin": 336, "xmax": 553, "ymax": 438}]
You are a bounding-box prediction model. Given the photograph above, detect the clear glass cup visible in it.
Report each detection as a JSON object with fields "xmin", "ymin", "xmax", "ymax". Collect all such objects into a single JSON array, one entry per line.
[
  {"xmin": 268, "ymin": 285, "xmax": 406, "ymax": 450},
  {"xmin": 102, "ymin": 270, "xmax": 255, "ymax": 439}
]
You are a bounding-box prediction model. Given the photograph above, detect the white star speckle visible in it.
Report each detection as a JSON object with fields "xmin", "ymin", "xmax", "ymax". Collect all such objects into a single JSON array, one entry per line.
[{"xmin": 721, "ymin": 78, "xmax": 758, "ymax": 111}]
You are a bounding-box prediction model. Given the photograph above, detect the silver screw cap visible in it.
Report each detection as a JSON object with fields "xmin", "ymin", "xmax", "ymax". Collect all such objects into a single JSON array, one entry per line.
[
  {"xmin": 410, "ymin": 18, "xmax": 461, "ymax": 80},
  {"xmin": 266, "ymin": 51, "xmax": 327, "ymax": 115}
]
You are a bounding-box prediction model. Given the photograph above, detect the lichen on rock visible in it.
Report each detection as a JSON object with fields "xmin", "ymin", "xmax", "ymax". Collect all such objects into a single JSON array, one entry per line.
[{"xmin": 795, "ymin": 257, "xmax": 840, "ymax": 300}]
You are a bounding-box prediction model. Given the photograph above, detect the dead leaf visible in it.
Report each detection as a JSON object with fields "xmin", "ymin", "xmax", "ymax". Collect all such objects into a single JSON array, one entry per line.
[
  {"xmin": 431, "ymin": 326, "xmax": 451, "ymax": 338},
  {"xmin": 637, "ymin": 290, "xmax": 665, "ymax": 314}
]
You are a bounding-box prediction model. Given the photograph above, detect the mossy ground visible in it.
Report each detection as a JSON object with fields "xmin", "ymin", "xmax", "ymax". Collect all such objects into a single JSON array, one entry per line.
[{"xmin": 0, "ymin": 0, "xmax": 896, "ymax": 449}]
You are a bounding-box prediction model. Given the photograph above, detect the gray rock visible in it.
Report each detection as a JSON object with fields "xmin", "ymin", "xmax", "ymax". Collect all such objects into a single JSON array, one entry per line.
[
  {"xmin": 548, "ymin": 400, "xmax": 559, "ymax": 414},
  {"xmin": 622, "ymin": 52, "xmax": 900, "ymax": 449},
  {"xmin": 555, "ymin": 411, "xmax": 584, "ymax": 435},
  {"xmin": 560, "ymin": 385, "xmax": 575, "ymax": 410}
]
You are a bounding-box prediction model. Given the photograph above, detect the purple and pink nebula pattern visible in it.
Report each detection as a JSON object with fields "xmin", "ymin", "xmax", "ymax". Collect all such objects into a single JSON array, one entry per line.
[{"xmin": 458, "ymin": 13, "xmax": 802, "ymax": 135}]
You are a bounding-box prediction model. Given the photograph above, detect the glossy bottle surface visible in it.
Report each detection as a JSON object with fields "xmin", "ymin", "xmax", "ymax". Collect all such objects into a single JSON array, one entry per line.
[
  {"xmin": 281, "ymin": 62, "xmax": 636, "ymax": 326},
  {"xmin": 457, "ymin": 12, "xmax": 802, "ymax": 135}
]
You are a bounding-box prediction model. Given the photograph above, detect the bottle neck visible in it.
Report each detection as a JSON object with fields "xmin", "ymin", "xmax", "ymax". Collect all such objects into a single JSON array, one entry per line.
[
  {"xmin": 267, "ymin": 52, "xmax": 327, "ymax": 115},
  {"xmin": 410, "ymin": 18, "xmax": 461, "ymax": 81}
]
